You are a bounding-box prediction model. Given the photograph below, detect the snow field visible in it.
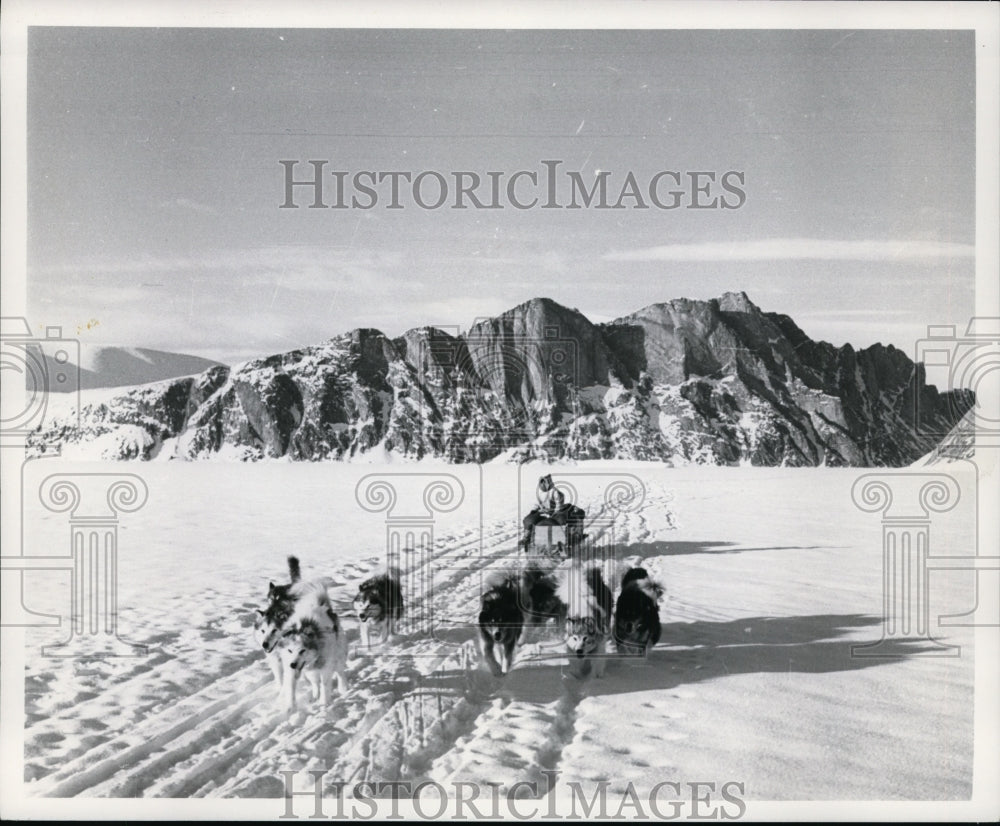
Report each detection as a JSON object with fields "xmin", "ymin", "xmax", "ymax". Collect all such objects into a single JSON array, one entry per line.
[{"xmin": 18, "ymin": 460, "xmax": 976, "ymax": 800}]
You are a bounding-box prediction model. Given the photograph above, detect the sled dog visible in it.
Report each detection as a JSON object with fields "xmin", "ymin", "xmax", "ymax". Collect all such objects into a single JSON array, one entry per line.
[
  {"xmin": 477, "ymin": 565, "xmax": 565, "ymax": 676},
  {"xmin": 278, "ymin": 613, "xmax": 349, "ymax": 712},
  {"xmin": 252, "ymin": 556, "xmax": 337, "ymax": 694},
  {"xmin": 353, "ymin": 569, "xmax": 404, "ymax": 648},
  {"xmin": 613, "ymin": 567, "xmax": 663, "ymax": 656},
  {"xmin": 477, "ymin": 571, "xmax": 524, "ymax": 676},
  {"xmin": 519, "ymin": 563, "xmax": 567, "ymax": 642},
  {"xmin": 557, "ymin": 564, "xmax": 614, "ymax": 677}
]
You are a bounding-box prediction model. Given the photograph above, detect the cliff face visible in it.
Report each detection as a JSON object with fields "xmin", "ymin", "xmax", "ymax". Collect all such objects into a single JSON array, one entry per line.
[{"xmin": 28, "ymin": 293, "xmax": 973, "ymax": 466}]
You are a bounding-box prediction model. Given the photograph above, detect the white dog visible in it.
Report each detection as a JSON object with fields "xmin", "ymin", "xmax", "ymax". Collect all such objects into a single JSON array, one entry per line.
[
  {"xmin": 252, "ymin": 556, "xmax": 342, "ymax": 706},
  {"xmin": 278, "ymin": 612, "xmax": 350, "ymax": 712},
  {"xmin": 556, "ymin": 563, "xmax": 614, "ymax": 678}
]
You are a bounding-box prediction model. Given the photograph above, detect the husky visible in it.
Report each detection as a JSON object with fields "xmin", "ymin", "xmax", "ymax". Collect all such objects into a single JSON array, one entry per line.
[
  {"xmin": 613, "ymin": 567, "xmax": 663, "ymax": 657},
  {"xmin": 353, "ymin": 570, "xmax": 404, "ymax": 648},
  {"xmin": 252, "ymin": 556, "xmax": 338, "ymax": 694},
  {"xmin": 519, "ymin": 563, "xmax": 567, "ymax": 643},
  {"xmin": 477, "ymin": 565, "xmax": 566, "ymax": 677},
  {"xmin": 477, "ymin": 571, "xmax": 525, "ymax": 677},
  {"xmin": 253, "ymin": 606, "xmax": 292, "ymax": 690},
  {"xmin": 278, "ymin": 612, "xmax": 349, "ymax": 712},
  {"xmin": 557, "ymin": 564, "xmax": 614, "ymax": 677}
]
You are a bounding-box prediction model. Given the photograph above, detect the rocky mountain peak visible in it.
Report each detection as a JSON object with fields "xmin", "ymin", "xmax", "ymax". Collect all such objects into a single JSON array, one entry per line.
[
  {"xmin": 716, "ymin": 290, "xmax": 760, "ymax": 314},
  {"xmin": 28, "ymin": 293, "xmax": 973, "ymax": 466}
]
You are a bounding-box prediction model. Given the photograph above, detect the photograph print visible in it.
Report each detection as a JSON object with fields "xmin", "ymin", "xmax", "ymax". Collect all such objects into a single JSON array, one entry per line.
[{"xmin": 1, "ymin": 3, "xmax": 997, "ymax": 821}]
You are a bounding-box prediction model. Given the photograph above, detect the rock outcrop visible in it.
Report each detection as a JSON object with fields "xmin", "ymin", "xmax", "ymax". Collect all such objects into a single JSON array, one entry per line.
[{"xmin": 28, "ymin": 293, "xmax": 973, "ymax": 465}]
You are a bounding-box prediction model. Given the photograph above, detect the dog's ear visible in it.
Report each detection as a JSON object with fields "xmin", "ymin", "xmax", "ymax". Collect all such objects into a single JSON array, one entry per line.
[{"xmin": 254, "ymin": 608, "xmax": 265, "ymax": 617}]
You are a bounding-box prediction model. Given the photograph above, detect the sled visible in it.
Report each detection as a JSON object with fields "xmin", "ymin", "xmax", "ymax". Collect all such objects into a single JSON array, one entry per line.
[{"xmin": 526, "ymin": 521, "xmax": 587, "ymax": 561}]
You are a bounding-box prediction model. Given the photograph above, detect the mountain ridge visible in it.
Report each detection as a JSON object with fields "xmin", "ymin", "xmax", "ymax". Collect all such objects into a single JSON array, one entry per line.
[{"xmin": 27, "ymin": 293, "xmax": 973, "ymax": 465}]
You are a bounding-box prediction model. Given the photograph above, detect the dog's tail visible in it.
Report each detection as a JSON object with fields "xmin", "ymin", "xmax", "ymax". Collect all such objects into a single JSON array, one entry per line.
[{"xmin": 288, "ymin": 556, "xmax": 302, "ymax": 582}]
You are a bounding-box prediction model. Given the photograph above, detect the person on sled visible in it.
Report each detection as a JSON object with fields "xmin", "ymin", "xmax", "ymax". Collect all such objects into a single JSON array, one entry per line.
[{"xmin": 521, "ymin": 474, "xmax": 584, "ymax": 551}]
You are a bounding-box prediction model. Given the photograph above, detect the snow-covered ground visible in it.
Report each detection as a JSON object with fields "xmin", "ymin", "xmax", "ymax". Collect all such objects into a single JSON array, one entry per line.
[{"xmin": 9, "ymin": 458, "xmax": 984, "ymax": 811}]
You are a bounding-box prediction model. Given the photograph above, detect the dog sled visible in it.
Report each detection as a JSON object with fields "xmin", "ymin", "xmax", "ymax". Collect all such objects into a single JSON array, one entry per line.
[
  {"xmin": 523, "ymin": 515, "xmax": 587, "ymax": 561},
  {"xmin": 522, "ymin": 474, "xmax": 588, "ymax": 561}
]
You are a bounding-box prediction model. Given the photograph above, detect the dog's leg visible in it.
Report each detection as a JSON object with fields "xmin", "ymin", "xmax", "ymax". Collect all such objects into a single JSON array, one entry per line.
[
  {"xmin": 384, "ymin": 618, "xmax": 398, "ymax": 646},
  {"xmin": 502, "ymin": 638, "xmax": 518, "ymax": 675},
  {"xmin": 358, "ymin": 619, "xmax": 370, "ymax": 651},
  {"xmin": 593, "ymin": 638, "xmax": 607, "ymax": 678},
  {"xmin": 306, "ymin": 671, "xmax": 321, "ymax": 702},
  {"xmin": 266, "ymin": 652, "xmax": 283, "ymax": 692},
  {"xmin": 335, "ymin": 666, "xmax": 349, "ymax": 695},
  {"xmin": 478, "ymin": 635, "xmax": 502, "ymax": 677},
  {"xmin": 334, "ymin": 636, "xmax": 350, "ymax": 694},
  {"xmin": 317, "ymin": 670, "xmax": 330, "ymax": 706},
  {"xmin": 281, "ymin": 670, "xmax": 298, "ymax": 713}
]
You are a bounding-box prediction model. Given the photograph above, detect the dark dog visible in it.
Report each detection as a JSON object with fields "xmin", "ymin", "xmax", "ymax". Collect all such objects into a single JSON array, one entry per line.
[
  {"xmin": 613, "ymin": 567, "xmax": 663, "ymax": 656},
  {"xmin": 477, "ymin": 572, "xmax": 525, "ymax": 677},
  {"xmin": 353, "ymin": 570, "xmax": 404, "ymax": 647},
  {"xmin": 520, "ymin": 563, "xmax": 567, "ymax": 640},
  {"xmin": 478, "ymin": 565, "xmax": 566, "ymax": 676}
]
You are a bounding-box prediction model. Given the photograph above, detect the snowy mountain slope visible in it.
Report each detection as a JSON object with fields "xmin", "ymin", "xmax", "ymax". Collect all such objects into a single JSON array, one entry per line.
[
  {"xmin": 912, "ymin": 410, "xmax": 976, "ymax": 465},
  {"xmin": 20, "ymin": 462, "xmax": 974, "ymax": 802},
  {"xmin": 38, "ymin": 345, "xmax": 224, "ymax": 391},
  {"xmin": 26, "ymin": 293, "xmax": 973, "ymax": 466}
]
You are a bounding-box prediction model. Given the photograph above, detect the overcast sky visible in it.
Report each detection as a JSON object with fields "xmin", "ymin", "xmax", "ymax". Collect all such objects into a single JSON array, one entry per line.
[{"xmin": 28, "ymin": 28, "xmax": 975, "ymax": 364}]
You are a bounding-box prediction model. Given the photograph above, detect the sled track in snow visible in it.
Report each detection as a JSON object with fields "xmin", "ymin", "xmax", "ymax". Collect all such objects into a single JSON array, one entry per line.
[{"xmin": 26, "ymin": 488, "xmax": 679, "ymax": 798}]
